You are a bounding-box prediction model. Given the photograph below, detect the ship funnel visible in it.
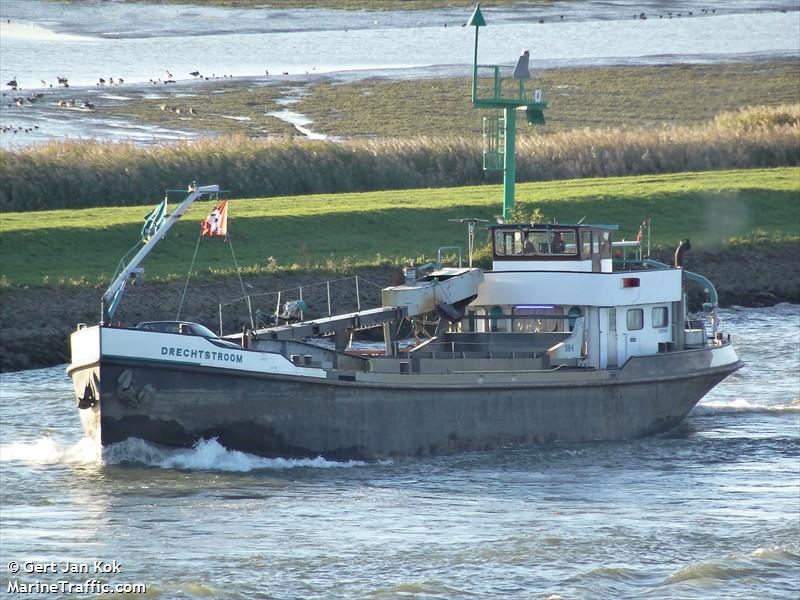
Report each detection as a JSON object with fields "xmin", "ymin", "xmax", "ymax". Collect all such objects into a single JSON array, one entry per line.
[{"xmin": 674, "ymin": 239, "xmax": 691, "ymax": 268}]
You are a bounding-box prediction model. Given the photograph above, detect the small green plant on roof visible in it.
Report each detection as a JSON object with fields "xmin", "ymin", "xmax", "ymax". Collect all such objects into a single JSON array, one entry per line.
[
  {"xmin": 509, "ymin": 203, "xmax": 546, "ymax": 224},
  {"xmin": 472, "ymin": 241, "xmax": 494, "ymax": 270}
]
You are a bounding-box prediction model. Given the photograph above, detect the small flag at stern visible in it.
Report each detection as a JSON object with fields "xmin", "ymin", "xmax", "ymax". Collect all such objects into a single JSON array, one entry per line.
[{"xmin": 201, "ymin": 200, "xmax": 229, "ymax": 238}]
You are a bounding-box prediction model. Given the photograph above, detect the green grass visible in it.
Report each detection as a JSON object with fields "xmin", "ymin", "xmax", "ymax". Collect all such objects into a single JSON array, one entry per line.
[{"xmin": 1, "ymin": 167, "xmax": 797, "ymax": 287}]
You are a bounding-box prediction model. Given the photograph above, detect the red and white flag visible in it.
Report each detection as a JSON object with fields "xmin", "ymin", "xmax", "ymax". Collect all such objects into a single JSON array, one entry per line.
[
  {"xmin": 636, "ymin": 220, "xmax": 646, "ymax": 242},
  {"xmin": 201, "ymin": 201, "xmax": 228, "ymax": 238}
]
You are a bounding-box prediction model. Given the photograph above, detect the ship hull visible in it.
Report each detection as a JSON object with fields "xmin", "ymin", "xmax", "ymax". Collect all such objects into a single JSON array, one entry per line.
[{"xmin": 68, "ymin": 327, "xmax": 742, "ymax": 459}]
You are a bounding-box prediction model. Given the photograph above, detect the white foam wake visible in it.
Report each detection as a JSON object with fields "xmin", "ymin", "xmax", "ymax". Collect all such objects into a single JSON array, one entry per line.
[
  {"xmin": 693, "ymin": 398, "xmax": 800, "ymax": 415},
  {"xmin": 1, "ymin": 436, "xmax": 377, "ymax": 472},
  {"xmin": 103, "ymin": 437, "xmax": 375, "ymax": 472}
]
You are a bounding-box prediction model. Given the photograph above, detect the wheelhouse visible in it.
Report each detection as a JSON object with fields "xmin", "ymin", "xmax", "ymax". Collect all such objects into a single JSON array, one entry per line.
[
  {"xmin": 470, "ymin": 223, "xmax": 688, "ymax": 368},
  {"xmin": 490, "ymin": 223, "xmax": 615, "ymax": 273}
]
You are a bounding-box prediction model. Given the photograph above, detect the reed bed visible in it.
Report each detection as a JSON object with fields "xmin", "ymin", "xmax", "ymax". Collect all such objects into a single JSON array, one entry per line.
[
  {"xmin": 515, "ymin": 104, "xmax": 800, "ymax": 182},
  {"xmin": 1, "ymin": 104, "xmax": 797, "ymax": 212}
]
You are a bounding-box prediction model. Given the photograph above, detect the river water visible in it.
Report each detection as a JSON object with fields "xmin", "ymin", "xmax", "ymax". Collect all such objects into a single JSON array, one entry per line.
[
  {"xmin": 1, "ymin": 0, "xmax": 798, "ymax": 148},
  {"xmin": 0, "ymin": 304, "xmax": 797, "ymax": 599}
]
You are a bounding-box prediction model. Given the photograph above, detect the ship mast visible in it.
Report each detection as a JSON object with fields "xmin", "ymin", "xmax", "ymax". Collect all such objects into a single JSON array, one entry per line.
[{"xmin": 101, "ymin": 184, "xmax": 220, "ymax": 323}]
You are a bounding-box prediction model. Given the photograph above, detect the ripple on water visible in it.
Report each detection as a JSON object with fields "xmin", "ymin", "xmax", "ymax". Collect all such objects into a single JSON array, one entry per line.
[
  {"xmin": 654, "ymin": 547, "xmax": 800, "ymax": 598},
  {"xmin": 0, "ymin": 308, "xmax": 798, "ymax": 599},
  {"xmin": 751, "ymin": 546, "xmax": 800, "ymax": 566},
  {"xmin": 0, "ymin": 436, "xmax": 100, "ymax": 465}
]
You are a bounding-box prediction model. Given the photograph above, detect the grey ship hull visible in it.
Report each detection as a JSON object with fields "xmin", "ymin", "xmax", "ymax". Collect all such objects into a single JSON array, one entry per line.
[{"xmin": 69, "ymin": 345, "xmax": 742, "ymax": 459}]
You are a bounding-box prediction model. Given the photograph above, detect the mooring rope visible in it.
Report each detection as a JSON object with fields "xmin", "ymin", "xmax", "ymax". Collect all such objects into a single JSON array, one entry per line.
[
  {"xmin": 110, "ymin": 241, "xmax": 142, "ymax": 283},
  {"xmin": 227, "ymin": 235, "xmax": 255, "ymax": 329}
]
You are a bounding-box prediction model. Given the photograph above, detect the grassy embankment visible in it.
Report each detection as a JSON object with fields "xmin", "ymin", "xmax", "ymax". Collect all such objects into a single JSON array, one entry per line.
[
  {"xmin": 1, "ymin": 167, "xmax": 797, "ymax": 288},
  {"xmin": 95, "ymin": 60, "xmax": 800, "ymax": 138}
]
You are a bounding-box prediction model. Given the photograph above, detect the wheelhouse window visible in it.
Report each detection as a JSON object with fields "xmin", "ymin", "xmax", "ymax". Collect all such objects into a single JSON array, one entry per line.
[
  {"xmin": 494, "ymin": 230, "xmax": 522, "ymax": 256},
  {"xmin": 581, "ymin": 230, "xmax": 592, "ymax": 259},
  {"xmin": 626, "ymin": 309, "xmax": 644, "ymax": 331},
  {"xmin": 493, "ymin": 227, "xmax": 578, "ymax": 257},
  {"xmin": 547, "ymin": 229, "xmax": 576, "ymax": 255},
  {"xmin": 652, "ymin": 307, "xmax": 669, "ymax": 328},
  {"xmin": 599, "ymin": 231, "xmax": 612, "ymax": 260}
]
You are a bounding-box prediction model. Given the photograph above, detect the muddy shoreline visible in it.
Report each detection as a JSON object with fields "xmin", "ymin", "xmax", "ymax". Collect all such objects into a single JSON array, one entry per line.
[{"xmin": 1, "ymin": 243, "xmax": 798, "ymax": 373}]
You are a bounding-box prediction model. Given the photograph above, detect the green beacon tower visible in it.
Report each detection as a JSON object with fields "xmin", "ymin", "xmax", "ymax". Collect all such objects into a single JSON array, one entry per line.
[{"xmin": 468, "ymin": 4, "xmax": 548, "ymax": 220}]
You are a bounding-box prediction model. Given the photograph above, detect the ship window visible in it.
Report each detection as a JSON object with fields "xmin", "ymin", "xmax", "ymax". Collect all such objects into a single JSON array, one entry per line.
[
  {"xmin": 627, "ymin": 309, "xmax": 644, "ymax": 331},
  {"xmin": 525, "ymin": 230, "xmax": 548, "ymax": 254},
  {"xmin": 567, "ymin": 306, "xmax": 583, "ymax": 332},
  {"xmin": 652, "ymin": 307, "xmax": 669, "ymax": 328},
  {"xmin": 520, "ymin": 229, "xmax": 578, "ymax": 256},
  {"xmin": 489, "ymin": 306, "xmax": 505, "ymax": 332},
  {"xmin": 494, "ymin": 228, "xmax": 580, "ymax": 257},
  {"xmin": 581, "ymin": 231, "xmax": 591, "ymax": 258},
  {"xmin": 135, "ymin": 321, "xmax": 218, "ymax": 337},
  {"xmin": 549, "ymin": 229, "xmax": 576, "ymax": 255},
  {"xmin": 521, "ymin": 231, "xmax": 539, "ymax": 255},
  {"xmin": 513, "ymin": 306, "xmax": 562, "ymax": 333},
  {"xmin": 599, "ymin": 231, "xmax": 612, "ymax": 260},
  {"xmin": 494, "ymin": 230, "xmax": 522, "ymax": 256}
]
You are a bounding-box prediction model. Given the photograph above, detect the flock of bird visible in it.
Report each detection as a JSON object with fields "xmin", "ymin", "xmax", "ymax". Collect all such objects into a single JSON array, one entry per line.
[
  {"xmin": 1, "ymin": 70, "xmax": 199, "ymax": 115},
  {"xmin": 11, "ymin": 92, "xmax": 44, "ymax": 106},
  {"xmin": 6, "ymin": 75, "xmax": 71, "ymax": 90},
  {"xmin": 2, "ymin": 67, "xmax": 291, "ymax": 128},
  {"xmin": 1, "ymin": 69, "xmax": 219, "ymax": 137},
  {"xmin": 4, "ymin": 84, "xmax": 95, "ymax": 113},
  {"xmin": 630, "ymin": 8, "xmax": 717, "ymax": 20},
  {"xmin": 1, "ymin": 124, "xmax": 39, "ymax": 135},
  {"xmin": 4, "ymin": 69, "xmax": 245, "ymax": 94},
  {"xmin": 4, "ymin": 75, "xmax": 91, "ymax": 116},
  {"xmin": 146, "ymin": 70, "xmax": 239, "ymax": 86},
  {"xmin": 159, "ymin": 104, "xmax": 197, "ymax": 115}
]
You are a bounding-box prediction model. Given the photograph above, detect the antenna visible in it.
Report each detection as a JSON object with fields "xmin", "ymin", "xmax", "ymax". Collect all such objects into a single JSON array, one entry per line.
[{"xmin": 449, "ymin": 217, "xmax": 489, "ymax": 267}]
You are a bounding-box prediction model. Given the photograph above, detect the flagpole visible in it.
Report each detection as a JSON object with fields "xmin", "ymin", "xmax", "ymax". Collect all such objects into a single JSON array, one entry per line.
[
  {"xmin": 176, "ymin": 236, "xmax": 203, "ymax": 321},
  {"xmin": 227, "ymin": 234, "xmax": 254, "ymax": 329}
]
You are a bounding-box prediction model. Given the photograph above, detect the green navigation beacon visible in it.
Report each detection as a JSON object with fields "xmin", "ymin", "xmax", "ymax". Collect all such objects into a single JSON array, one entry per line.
[{"xmin": 468, "ymin": 4, "xmax": 548, "ymax": 220}]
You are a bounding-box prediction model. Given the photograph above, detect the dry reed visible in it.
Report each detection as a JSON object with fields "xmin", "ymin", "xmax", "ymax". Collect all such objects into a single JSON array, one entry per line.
[{"xmin": 1, "ymin": 104, "xmax": 797, "ymax": 212}]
